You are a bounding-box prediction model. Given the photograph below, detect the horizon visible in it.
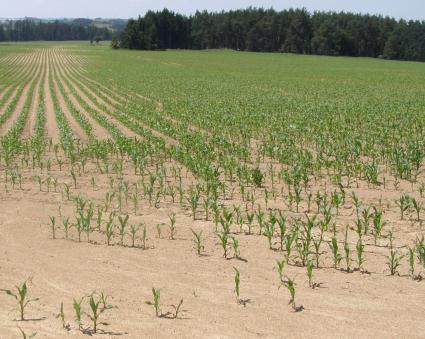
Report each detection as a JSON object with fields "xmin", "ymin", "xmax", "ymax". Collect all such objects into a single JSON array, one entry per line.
[{"xmin": 0, "ymin": 0, "xmax": 424, "ymax": 21}]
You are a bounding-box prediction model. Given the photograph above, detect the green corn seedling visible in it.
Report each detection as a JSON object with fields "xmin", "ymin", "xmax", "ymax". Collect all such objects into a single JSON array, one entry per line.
[
  {"xmin": 73, "ymin": 297, "xmax": 84, "ymax": 330},
  {"xmin": 146, "ymin": 287, "xmax": 161, "ymax": 317},
  {"xmin": 233, "ymin": 267, "xmax": 241, "ymax": 303},
  {"xmin": 372, "ymin": 208, "xmax": 386, "ymax": 245},
  {"xmin": 88, "ymin": 293, "xmax": 113, "ymax": 333},
  {"xmin": 283, "ymin": 276, "xmax": 298, "ymax": 311},
  {"xmin": 396, "ymin": 195, "xmax": 411, "ymax": 220},
  {"xmin": 276, "ymin": 259, "xmax": 285, "ymax": 283},
  {"xmin": 49, "ymin": 216, "xmax": 57, "ymax": 240},
  {"xmin": 105, "ymin": 213, "xmax": 115, "ymax": 246},
  {"xmin": 141, "ymin": 224, "xmax": 147, "ymax": 249},
  {"xmin": 263, "ymin": 221, "xmax": 275, "ymax": 250},
  {"xmin": 191, "ymin": 229, "xmax": 205, "ymax": 255},
  {"xmin": 217, "ymin": 230, "xmax": 229, "ymax": 259},
  {"xmin": 329, "ymin": 236, "xmax": 342, "ymax": 269},
  {"xmin": 246, "ymin": 211, "xmax": 254, "ymax": 235},
  {"xmin": 356, "ymin": 238, "xmax": 365, "ymax": 272},
  {"xmin": 386, "ymin": 231, "xmax": 403, "ymax": 276},
  {"xmin": 344, "ymin": 226, "xmax": 351, "ymax": 272},
  {"xmin": 411, "ymin": 198, "xmax": 422, "ymax": 221},
  {"xmin": 408, "ymin": 246, "xmax": 415, "ymax": 277},
  {"xmin": 285, "ymin": 230, "xmax": 296, "ymax": 264},
  {"xmin": 62, "ymin": 216, "xmax": 71, "ymax": 240},
  {"xmin": 169, "ymin": 213, "xmax": 177, "ymax": 240},
  {"xmin": 277, "ymin": 212, "xmax": 287, "ymax": 251},
  {"xmin": 118, "ymin": 214, "xmax": 129, "ymax": 246},
  {"xmin": 232, "ymin": 237, "xmax": 241, "ymax": 259},
  {"xmin": 307, "ymin": 259, "xmax": 314, "ymax": 288},
  {"xmin": 1, "ymin": 278, "xmax": 39, "ymax": 321}
]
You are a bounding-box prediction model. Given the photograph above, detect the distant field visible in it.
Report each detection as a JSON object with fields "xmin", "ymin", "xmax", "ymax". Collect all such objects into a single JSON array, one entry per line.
[{"xmin": 0, "ymin": 42, "xmax": 425, "ymax": 338}]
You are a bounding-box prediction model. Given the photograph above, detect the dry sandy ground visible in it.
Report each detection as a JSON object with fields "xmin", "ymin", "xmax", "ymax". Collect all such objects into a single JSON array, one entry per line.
[{"xmin": 1, "ymin": 181, "xmax": 425, "ymax": 339}]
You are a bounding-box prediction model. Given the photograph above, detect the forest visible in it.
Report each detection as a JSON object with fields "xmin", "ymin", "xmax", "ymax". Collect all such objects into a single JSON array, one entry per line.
[
  {"xmin": 116, "ymin": 8, "xmax": 425, "ymax": 61},
  {"xmin": 0, "ymin": 19, "xmax": 113, "ymax": 41}
]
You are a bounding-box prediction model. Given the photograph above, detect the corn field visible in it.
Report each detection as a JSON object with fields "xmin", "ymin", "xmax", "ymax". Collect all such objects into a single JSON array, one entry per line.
[{"xmin": 0, "ymin": 42, "xmax": 425, "ymax": 337}]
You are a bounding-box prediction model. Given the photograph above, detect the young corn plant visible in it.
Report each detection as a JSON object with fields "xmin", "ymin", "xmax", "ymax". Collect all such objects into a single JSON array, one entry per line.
[
  {"xmin": 415, "ymin": 236, "xmax": 425, "ymax": 266},
  {"xmin": 146, "ymin": 287, "xmax": 161, "ymax": 317},
  {"xmin": 361, "ymin": 206, "xmax": 372, "ymax": 235},
  {"xmin": 276, "ymin": 259, "xmax": 286, "ymax": 284},
  {"xmin": 233, "ymin": 267, "xmax": 249, "ymax": 306},
  {"xmin": 396, "ymin": 194, "xmax": 411, "ymax": 220},
  {"xmin": 281, "ymin": 276, "xmax": 302, "ymax": 312},
  {"xmin": 55, "ymin": 302, "xmax": 70, "ymax": 331},
  {"xmin": 407, "ymin": 247, "xmax": 421, "ymax": 280},
  {"xmin": 331, "ymin": 190, "xmax": 343, "ymax": 216},
  {"xmin": 73, "ymin": 297, "xmax": 84, "ymax": 330},
  {"xmin": 62, "ymin": 216, "xmax": 71, "ymax": 240},
  {"xmin": 70, "ymin": 170, "xmax": 77, "ymax": 189},
  {"xmin": 105, "ymin": 213, "xmax": 115, "ymax": 246},
  {"xmin": 329, "ymin": 235, "xmax": 342, "ymax": 269},
  {"xmin": 256, "ymin": 207, "xmax": 265, "ymax": 236},
  {"xmin": 411, "ymin": 197, "xmax": 422, "ymax": 222},
  {"xmin": 285, "ymin": 230, "xmax": 296, "ymax": 264},
  {"xmin": 344, "ymin": 226, "xmax": 351, "ymax": 272},
  {"xmin": 233, "ymin": 267, "xmax": 241, "ymax": 304},
  {"xmin": 1, "ymin": 278, "xmax": 39, "ymax": 321},
  {"xmin": 63, "ymin": 183, "xmax": 71, "ymax": 201},
  {"xmin": 294, "ymin": 184, "xmax": 302, "ymax": 212},
  {"xmin": 75, "ymin": 217, "xmax": 84, "ymax": 243},
  {"xmin": 306, "ymin": 259, "xmax": 314, "ymax": 288},
  {"xmin": 232, "ymin": 237, "xmax": 241, "ymax": 259},
  {"xmin": 87, "ymin": 293, "xmax": 114, "ymax": 334},
  {"xmin": 49, "ymin": 216, "xmax": 57, "ymax": 240},
  {"xmin": 216, "ymin": 229, "xmax": 230, "ymax": 259},
  {"xmin": 277, "ymin": 212, "xmax": 287, "ymax": 251},
  {"xmin": 356, "ymin": 238, "xmax": 366, "ymax": 272},
  {"xmin": 188, "ymin": 191, "xmax": 199, "ymax": 220},
  {"xmin": 351, "ymin": 192, "xmax": 361, "ymax": 218},
  {"xmin": 129, "ymin": 224, "xmax": 140, "ymax": 247},
  {"xmin": 141, "ymin": 224, "xmax": 148, "ymax": 250},
  {"xmin": 168, "ymin": 213, "xmax": 177, "ymax": 240},
  {"xmin": 131, "ymin": 192, "xmax": 139, "ymax": 215},
  {"xmin": 263, "ymin": 221, "xmax": 275, "ymax": 250},
  {"xmin": 372, "ymin": 208, "xmax": 386, "ymax": 245},
  {"xmin": 386, "ymin": 231, "xmax": 403, "ymax": 276},
  {"xmin": 246, "ymin": 211, "xmax": 254, "ymax": 235},
  {"xmin": 191, "ymin": 229, "xmax": 205, "ymax": 255},
  {"xmin": 118, "ymin": 214, "xmax": 129, "ymax": 246}
]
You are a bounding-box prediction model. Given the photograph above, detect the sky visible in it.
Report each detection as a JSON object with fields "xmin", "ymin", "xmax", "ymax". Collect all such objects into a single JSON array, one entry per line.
[{"xmin": 0, "ymin": 0, "xmax": 424, "ymax": 21}]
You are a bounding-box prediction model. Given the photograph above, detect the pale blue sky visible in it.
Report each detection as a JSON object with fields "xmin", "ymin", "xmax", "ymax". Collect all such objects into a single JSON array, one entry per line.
[{"xmin": 1, "ymin": 0, "xmax": 424, "ymax": 20}]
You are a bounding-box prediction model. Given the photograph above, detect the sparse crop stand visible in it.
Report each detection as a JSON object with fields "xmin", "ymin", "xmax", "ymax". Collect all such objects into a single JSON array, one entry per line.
[{"xmin": 0, "ymin": 42, "xmax": 424, "ymax": 337}]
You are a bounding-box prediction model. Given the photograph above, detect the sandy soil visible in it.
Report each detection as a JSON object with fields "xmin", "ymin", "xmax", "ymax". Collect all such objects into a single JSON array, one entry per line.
[{"xmin": 1, "ymin": 169, "xmax": 425, "ymax": 338}]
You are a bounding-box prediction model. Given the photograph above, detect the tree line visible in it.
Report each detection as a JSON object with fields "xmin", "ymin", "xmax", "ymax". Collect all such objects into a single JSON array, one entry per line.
[
  {"xmin": 0, "ymin": 19, "xmax": 112, "ymax": 41},
  {"xmin": 115, "ymin": 8, "xmax": 425, "ymax": 61}
]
